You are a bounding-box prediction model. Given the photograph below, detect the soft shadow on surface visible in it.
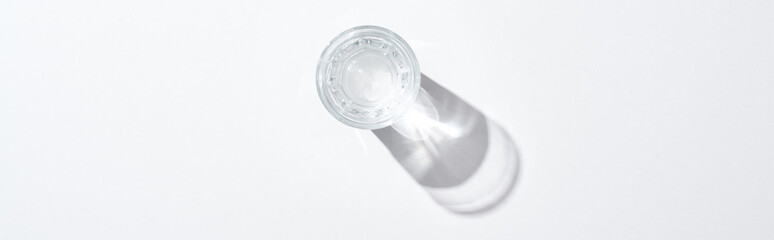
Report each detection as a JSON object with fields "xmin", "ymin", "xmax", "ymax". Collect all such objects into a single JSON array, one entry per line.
[{"xmin": 373, "ymin": 74, "xmax": 520, "ymax": 215}]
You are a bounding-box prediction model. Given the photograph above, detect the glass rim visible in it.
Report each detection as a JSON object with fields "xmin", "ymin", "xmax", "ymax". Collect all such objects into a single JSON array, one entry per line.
[{"xmin": 316, "ymin": 25, "xmax": 421, "ymax": 129}]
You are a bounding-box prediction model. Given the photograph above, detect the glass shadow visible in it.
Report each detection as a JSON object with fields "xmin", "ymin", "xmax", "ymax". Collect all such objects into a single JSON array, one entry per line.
[{"xmin": 372, "ymin": 74, "xmax": 520, "ymax": 214}]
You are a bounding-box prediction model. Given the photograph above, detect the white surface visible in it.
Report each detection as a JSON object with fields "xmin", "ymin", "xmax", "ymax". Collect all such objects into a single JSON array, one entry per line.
[{"xmin": 2, "ymin": 0, "xmax": 773, "ymax": 239}]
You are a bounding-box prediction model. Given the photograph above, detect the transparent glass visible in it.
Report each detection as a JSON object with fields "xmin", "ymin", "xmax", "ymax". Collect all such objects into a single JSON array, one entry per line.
[
  {"xmin": 317, "ymin": 26, "xmax": 519, "ymax": 214},
  {"xmin": 316, "ymin": 26, "xmax": 421, "ymax": 129}
]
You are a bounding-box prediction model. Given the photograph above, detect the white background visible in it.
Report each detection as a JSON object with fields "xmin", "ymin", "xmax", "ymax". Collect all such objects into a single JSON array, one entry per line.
[{"xmin": 2, "ymin": 0, "xmax": 773, "ymax": 239}]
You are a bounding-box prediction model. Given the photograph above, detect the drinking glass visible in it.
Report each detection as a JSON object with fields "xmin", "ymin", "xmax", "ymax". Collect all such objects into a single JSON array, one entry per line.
[{"xmin": 316, "ymin": 26, "xmax": 519, "ymax": 213}]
